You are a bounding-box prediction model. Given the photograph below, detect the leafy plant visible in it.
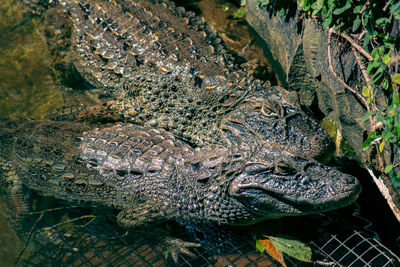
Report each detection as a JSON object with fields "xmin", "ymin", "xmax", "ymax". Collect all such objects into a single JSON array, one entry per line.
[{"xmin": 257, "ymin": 0, "xmax": 400, "ymax": 186}]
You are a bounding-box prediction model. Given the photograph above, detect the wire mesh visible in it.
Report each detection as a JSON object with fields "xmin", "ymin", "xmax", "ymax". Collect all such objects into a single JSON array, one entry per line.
[
  {"xmin": 17, "ymin": 213, "xmax": 400, "ymax": 267},
  {"xmin": 311, "ymin": 231, "xmax": 400, "ymax": 267},
  {"xmin": 2, "ymin": 185, "xmax": 399, "ymax": 267},
  {"xmin": 19, "ymin": 214, "xmax": 277, "ymax": 266}
]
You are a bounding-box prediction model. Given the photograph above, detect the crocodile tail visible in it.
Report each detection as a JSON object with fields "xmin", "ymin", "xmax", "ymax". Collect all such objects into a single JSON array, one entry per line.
[{"xmin": 0, "ymin": 119, "xmax": 33, "ymax": 237}]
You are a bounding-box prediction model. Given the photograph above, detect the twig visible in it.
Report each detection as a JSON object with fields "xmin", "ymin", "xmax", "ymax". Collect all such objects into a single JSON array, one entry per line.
[
  {"xmin": 330, "ymin": 28, "xmax": 373, "ymax": 61},
  {"xmin": 393, "ymin": 161, "xmax": 400, "ymax": 169},
  {"xmin": 327, "ymin": 29, "xmax": 370, "ymax": 111},
  {"xmin": 383, "ymin": 0, "xmax": 392, "ymax": 12},
  {"xmin": 358, "ymin": 30, "xmax": 367, "ymax": 41},
  {"xmin": 367, "ymin": 168, "xmax": 400, "ymax": 222},
  {"xmin": 44, "ymin": 215, "xmax": 96, "ymax": 230}
]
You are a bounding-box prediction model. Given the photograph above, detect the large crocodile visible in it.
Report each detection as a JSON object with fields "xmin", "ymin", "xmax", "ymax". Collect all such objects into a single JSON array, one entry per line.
[
  {"xmin": 0, "ymin": 0, "xmax": 363, "ymax": 263},
  {"xmin": 4, "ymin": 0, "xmax": 362, "ymax": 225},
  {"xmin": 21, "ymin": 0, "xmax": 334, "ymax": 162},
  {"xmin": 0, "ymin": 120, "xmax": 361, "ymax": 227}
]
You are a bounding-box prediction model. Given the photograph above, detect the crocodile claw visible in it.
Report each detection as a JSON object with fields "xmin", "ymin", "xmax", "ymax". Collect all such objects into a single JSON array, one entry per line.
[{"xmin": 163, "ymin": 237, "xmax": 201, "ymax": 263}]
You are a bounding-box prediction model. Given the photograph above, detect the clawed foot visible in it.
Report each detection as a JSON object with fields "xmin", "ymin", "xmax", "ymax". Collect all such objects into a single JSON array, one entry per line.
[{"xmin": 163, "ymin": 237, "xmax": 201, "ymax": 263}]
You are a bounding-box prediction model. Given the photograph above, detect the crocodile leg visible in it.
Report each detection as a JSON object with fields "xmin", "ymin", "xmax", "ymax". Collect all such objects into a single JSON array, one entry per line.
[
  {"xmin": 76, "ymin": 99, "xmax": 151, "ymax": 124},
  {"xmin": 163, "ymin": 237, "xmax": 201, "ymax": 263},
  {"xmin": 116, "ymin": 203, "xmax": 171, "ymax": 228},
  {"xmin": 117, "ymin": 203, "xmax": 201, "ymax": 263}
]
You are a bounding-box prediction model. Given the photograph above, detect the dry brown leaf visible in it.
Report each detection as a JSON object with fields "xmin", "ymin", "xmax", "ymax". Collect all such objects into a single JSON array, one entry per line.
[{"xmin": 258, "ymin": 239, "xmax": 286, "ymax": 267}]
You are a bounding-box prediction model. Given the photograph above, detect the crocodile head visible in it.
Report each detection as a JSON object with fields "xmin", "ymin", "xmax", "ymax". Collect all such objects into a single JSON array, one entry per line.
[
  {"xmin": 221, "ymin": 87, "xmax": 335, "ymax": 163},
  {"xmin": 190, "ymin": 144, "xmax": 361, "ymax": 225},
  {"xmin": 225, "ymin": 146, "xmax": 361, "ymax": 224}
]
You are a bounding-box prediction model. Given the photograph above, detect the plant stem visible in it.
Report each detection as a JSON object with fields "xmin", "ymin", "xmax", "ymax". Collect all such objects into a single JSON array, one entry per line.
[
  {"xmin": 331, "ymin": 29, "xmax": 373, "ymax": 61},
  {"xmin": 327, "ymin": 29, "xmax": 370, "ymax": 111}
]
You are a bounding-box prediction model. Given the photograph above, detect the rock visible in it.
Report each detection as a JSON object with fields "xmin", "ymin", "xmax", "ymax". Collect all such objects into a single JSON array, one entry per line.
[{"xmin": 246, "ymin": 0, "xmax": 382, "ymax": 164}]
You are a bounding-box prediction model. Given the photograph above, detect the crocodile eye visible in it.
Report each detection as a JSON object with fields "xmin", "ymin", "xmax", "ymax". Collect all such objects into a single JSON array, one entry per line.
[
  {"xmin": 245, "ymin": 164, "xmax": 273, "ymax": 175},
  {"xmin": 262, "ymin": 99, "xmax": 280, "ymax": 116},
  {"xmin": 274, "ymin": 161, "xmax": 297, "ymax": 176}
]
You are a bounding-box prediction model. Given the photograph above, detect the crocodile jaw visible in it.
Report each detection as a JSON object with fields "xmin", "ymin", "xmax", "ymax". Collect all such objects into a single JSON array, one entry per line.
[{"xmin": 229, "ymin": 164, "xmax": 361, "ymax": 219}]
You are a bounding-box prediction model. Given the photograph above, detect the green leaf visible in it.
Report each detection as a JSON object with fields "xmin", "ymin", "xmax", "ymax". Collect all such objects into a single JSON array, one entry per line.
[
  {"xmin": 323, "ymin": 16, "xmax": 332, "ymax": 28},
  {"xmin": 382, "ymin": 79, "xmax": 389, "ymax": 90},
  {"xmin": 362, "ymin": 111, "xmax": 375, "ymax": 122},
  {"xmin": 268, "ymin": 236, "xmax": 312, "ymax": 262},
  {"xmin": 311, "ymin": 0, "xmax": 324, "ymax": 14},
  {"xmin": 362, "ymin": 86, "xmax": 370, "ymax": 97},
  {"xmin": 379, "ymin": 141, "xmax": 385, "ymax": 153},
  {"xmin": 376, "ymin": 17, "xmax": 391, "ymax": 26},
  {"xmin": 362, "ymin": 132, "xmax": 378, "ymax": 151},
  {"xmin": 333, "ymin": 0, "xmax": 351, "ymax": 15},
  {"xmin": 385, "ymin": 164, "xmax": 394, "ymax": 174},
  {"xmin": 352, "ymin": 16, "xmax": 361, "ymax": 32},
  {"xmin": 363, "ymin": 33, "xmax": 371, "ymax": 47},
  {"xmin": 392, "ymin": 74, "xmax": 400, "ymax": 85},
  {"xmin": 256, "ymin": 240, "xmax": 266, "ymax": 253},
  {"xmin": 279, "ymin": 7, "xmax": 285, "ymax": 17},
  {"xmin": 233, "ymin": 7, "xmax": 246, "ymax": 18},
  {"xmin": 382, "ymin": 49, "xmax": 392, "ymax": 64},
  {"xmin": 302, "ymin": 0, "xmax": 311, "ymax": 12},
  {"xmin": 371, "ymin": 69, "xmax": 384, "ymax": 85},
  {"xmin": 366, "ymin": 60, "xmax": 380, "ymax": 74},
  {"xmin": 354, "ymin": 5, "xmax": 362, "ymax": 13},
  {"xmin": 371, "ymin": 48, "xmax": 380, "ymax": 60},
  {"xmin": 333, "ymin": 22, "xmax": 345, "ymax": 31},
  {"xmin": 383, "ymin": 130, "xmax": 393, "ymax": 143},
  {"xmin": 393, "ymin": 90, "xmax": 400, "ymax": 104},
  {"xmin": 259, "ymin": 0, "xmax": 270, "ymax": 9}
]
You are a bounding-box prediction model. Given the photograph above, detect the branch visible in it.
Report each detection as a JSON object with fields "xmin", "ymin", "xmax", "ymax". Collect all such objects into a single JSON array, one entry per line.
[
  {"xmin": 330, "ymin": 28, "xmax": 373, "ymax": 61},
  {"xmin": 328, "ymin": 30, "xmax": 383, "ymax": 175},
  {"xmin": 383, "ymin": 0, "xmax": 392, "ymax": 12},
  {"xmin": 327, "ymin": 29, "xmax": 370, "ymax": 111},
  {"xmin": 367, "ymin": 168, "xmax": 400, "ymax": 223}
]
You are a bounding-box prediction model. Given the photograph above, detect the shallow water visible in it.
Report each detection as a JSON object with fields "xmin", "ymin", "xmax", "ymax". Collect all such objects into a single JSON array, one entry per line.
[
  {"xmin": 0, "ymin": 0, "xmax": 399, "ymax": 266},
  {"xmin": 0, "ymin": 0, "xmax": 63, "ymax": 120}
]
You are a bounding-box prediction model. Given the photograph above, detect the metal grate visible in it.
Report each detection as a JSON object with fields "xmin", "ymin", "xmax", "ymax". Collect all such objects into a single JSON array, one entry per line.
[
  {"xmin": 2, "ymin": 190, "xmax": 399, "ymax": 267},
  {"xmin": 20, "ymin": 218, "xmax": 276, "ymax": 266},
  {"xmin": 18, "ymin": 216, "xmax": 400, "ymax": 267},
  {"xmin": 311, "ymin": 231, "xmax": 400, "ymax": 267}
]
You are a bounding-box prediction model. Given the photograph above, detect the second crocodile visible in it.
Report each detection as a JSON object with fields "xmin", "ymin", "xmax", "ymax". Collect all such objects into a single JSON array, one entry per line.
[
  {"xmin": 23, "ymin": 0, "xmax": 334, "ymax": 161},
  {"xmin": 0, "ymin": 120, "xmax": 361, "ymax": 227}
]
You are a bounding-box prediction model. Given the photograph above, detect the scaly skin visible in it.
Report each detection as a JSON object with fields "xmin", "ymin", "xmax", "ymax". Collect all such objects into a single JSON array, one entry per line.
[
  {"xmin": 22, "ymin": 0, "xmax": 334, "ymax": 161},
  {"xmin": 0, "ymin": 120, "xmax": 361, "ymax": 227}
]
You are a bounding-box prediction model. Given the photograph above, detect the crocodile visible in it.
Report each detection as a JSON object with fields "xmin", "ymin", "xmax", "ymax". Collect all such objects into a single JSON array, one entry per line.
[
  {"xmin": 21, "ymin": 0, "xmax": 334, "ymax": 162},
  {"xmin": 0, "ymin": 120, "xmax": 361, "ymax": 227}
]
